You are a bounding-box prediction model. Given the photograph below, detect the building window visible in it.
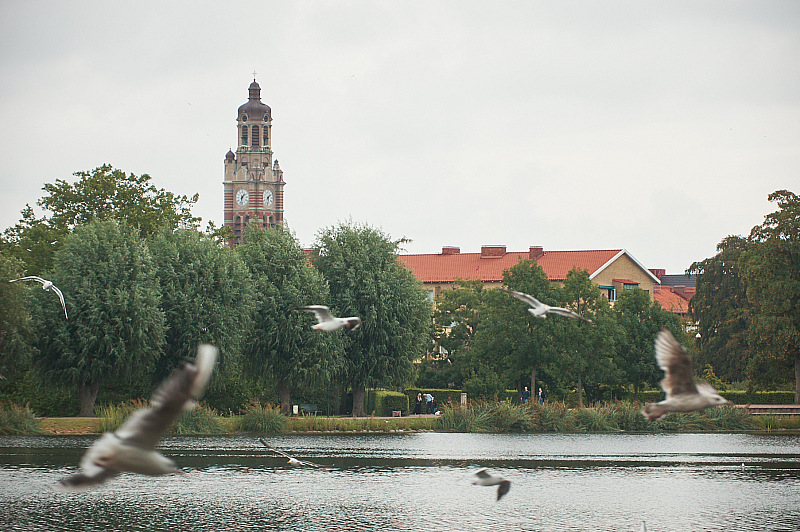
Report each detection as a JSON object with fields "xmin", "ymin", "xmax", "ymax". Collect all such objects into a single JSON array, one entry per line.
[
  {"xmin": 234, "ymin": 215, "xmax": 242, "ymax": 244},
  {"xmin": 600, "ymin": 286, "xmax": 616, "ymax": 302},
  {"xmin": 241, "ymin": 126, "xmax": 248, "ymax": 145},
  {"xmin": 624, "ymin": 283, "xmax": 636, "ymax": 290},
  {"xmin": 251, "ymin": 125, "xmax": 260, "ymax": 147}
]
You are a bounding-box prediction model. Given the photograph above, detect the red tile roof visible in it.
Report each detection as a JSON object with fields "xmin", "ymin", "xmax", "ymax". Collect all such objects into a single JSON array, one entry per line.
[
  {"xmin": 653, "ymin": 286, "xmax": 690, "ymax": 314},
  {"xmin": 398, "ymin": 248, "xmax": 624, "ymax": 283}
]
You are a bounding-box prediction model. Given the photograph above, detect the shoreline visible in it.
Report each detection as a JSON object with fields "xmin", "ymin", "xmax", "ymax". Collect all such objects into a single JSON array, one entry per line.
[{"xmin": 31, "ymin": 416, "xmax": 800, "ymax": 436}]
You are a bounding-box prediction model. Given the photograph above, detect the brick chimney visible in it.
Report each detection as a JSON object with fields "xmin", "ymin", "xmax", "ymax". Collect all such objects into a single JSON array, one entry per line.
[
  {"xmin": 441, "ymin": 246, "xmax": 460, "ymax": 255},
  {"xmin": 529, "ymin": 246, "xmax": 544, "ymax": 259},
  {"xmin": 649, "ymin": 268, "xmax": 665, "ymax": 280},
  {"xmin": 480, "ymin": 245, "xmax": 506, "ymax": 258}
]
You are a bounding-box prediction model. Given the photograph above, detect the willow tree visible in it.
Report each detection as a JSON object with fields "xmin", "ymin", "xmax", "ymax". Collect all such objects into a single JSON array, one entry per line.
[
  {"xmin": 312, "ymin": 222, "xmax": 431, "ymax": 417},
  {"xmin": 149, "ymin": 228, "xmax": 255, "ymax": 410},
  {"xmin": 32, "ymin": 220, "xmax": 165, "ymax": 416},
  {"xmin": 0, "ymin": 251, "xmax": 31, "ymax": 381},
  {"xmin": 238, "ymin": 224, "xmax": 342, "ymax": 414}
]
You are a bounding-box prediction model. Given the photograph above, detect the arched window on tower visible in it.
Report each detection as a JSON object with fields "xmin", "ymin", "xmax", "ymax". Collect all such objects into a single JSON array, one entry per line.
[
  {"xmin": 241, "ymin": 126, "xmax": 248, "ymax": 145},
  {"xmin": 251, "ymin": 125, "xmax": 260, "ymax": 147},
  {"xmin": 234, "ymin": 215, "xmax": 242, "ymax": 244}
]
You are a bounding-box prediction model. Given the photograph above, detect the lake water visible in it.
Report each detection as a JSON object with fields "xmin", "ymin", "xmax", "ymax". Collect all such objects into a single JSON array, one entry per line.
[{"xmin": 1, "ymin": 432, "xmax": 799, "ymax": 531}]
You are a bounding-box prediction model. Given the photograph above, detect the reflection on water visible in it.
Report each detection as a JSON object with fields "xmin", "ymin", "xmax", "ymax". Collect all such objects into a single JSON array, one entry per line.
[{"xmin": 1, "ymin": 432, "xmax": 799, "ymax": 531}]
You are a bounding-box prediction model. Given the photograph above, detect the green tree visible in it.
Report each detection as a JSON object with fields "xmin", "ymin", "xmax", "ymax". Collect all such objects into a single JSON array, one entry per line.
[
  {"xmin": 31, "ymin": 220, "xmax": 166, "ymax": 416},
  {"xmin": 433, "ymin": 278, "xmax": 486, "ymax": 357},
  {"xmin": 149, "ymin": 228, "xmax": 255, "ymax": 409},
  {"xmin": 312, "ymin": 222, "xmax": 432, "ymax": 416},
  {"xmin": 688, "ymin": 236, "xmax": 752, "ymax": 383},
  {"xmin": 613, "ymin": 287, "xmax": 682, "ymax": 400},
  {"xmin": 740, "ymin": 190, "xmax": 800, "ymax": 402},
  {"xmin": 0, "ymin": 250, "xmax": 32, "ymax": 381},
  {"xmin": 238, "ymin": 224, "xmax": 342, "ymax": 414},
  {"xmin": 4, "ymin": 164, "xmax": 200, "ymax": 273},
  {"xmin": 555, "ymin": 269, "xmax": 622, "ymax": 407},
  {"xmin": 472, "ymin": 260, "xmax": 557, "ymax": 397}
]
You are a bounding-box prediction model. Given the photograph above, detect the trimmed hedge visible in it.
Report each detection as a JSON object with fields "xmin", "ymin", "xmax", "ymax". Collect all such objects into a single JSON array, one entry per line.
[{"xmin": 632, "ymin": 390, "xmax": 796, "ymax": 405}]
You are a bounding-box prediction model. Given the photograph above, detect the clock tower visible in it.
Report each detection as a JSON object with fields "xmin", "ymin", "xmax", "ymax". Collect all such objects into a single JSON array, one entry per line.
[{"xmin": 223, "ymin": 77, "xmax": 285, "ymax": 246}]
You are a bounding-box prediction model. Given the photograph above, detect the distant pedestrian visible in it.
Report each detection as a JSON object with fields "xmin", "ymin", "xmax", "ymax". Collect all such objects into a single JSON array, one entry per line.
[
  {"xmin": 425, "ymin": 392, "xmax": 434, "ymax": 414},
  {"xmin": 414, "ymin": 393, "xmax": 422, "ymax": 415},
  {"xmin": 538, "ymin": 387, "xmax": 546, "ymax": 404},
  {"xmin": 521, "ymin": 387, "xmax": 531, "ymax": 404}
]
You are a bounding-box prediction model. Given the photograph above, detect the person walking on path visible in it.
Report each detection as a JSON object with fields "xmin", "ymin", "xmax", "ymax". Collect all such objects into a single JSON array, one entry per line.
[
  {"xmin": 521, "ymin": 387, "xmax": 531, "ymax": 404},
  {"xmin": 538, "ymin": 387, "xmax": 546, "ymax": 404}
]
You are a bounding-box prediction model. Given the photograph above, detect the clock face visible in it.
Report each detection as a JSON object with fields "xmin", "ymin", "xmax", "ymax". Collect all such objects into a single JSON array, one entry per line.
[
  {"xmin": 263, "ymin": 189, "xmax": 274, "ymax": 207},
  {"xmin": 235, "ymin": 189, "xmax": 249, "ymax": 207}
]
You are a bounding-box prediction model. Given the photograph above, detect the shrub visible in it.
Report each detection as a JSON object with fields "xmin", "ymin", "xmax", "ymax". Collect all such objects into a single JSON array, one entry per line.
[
  {"xmin": 238, "ymin": 402, "xmax": 287, "ymax": 434},
  {"xmin": 172, "ymin": 404, "xmax": 224, "ymax": 434},
  {"xmin": 98, "ymin": 400, "xmax": 145, "ymax": 433},
  {"xmin": 0, "ymin": 403, "xmax": 43, "ymax": 435}
]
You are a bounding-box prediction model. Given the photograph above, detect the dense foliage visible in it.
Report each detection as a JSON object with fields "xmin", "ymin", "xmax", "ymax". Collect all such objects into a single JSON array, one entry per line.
[{"xmin": 1, "ymin": 167, "xmax": 797, "ymax": 415}]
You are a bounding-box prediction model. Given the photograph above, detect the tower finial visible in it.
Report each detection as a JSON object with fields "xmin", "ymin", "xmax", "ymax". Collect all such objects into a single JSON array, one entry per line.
[{"xmin": 252, "ymin": 70, "xmax": 257, "ymax": 80}]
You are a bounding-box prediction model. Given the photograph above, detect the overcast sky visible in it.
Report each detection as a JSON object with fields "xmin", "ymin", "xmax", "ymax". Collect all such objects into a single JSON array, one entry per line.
[{"xmin": 1, "ymin": 1, "xmax": 797, "ymax": 273}]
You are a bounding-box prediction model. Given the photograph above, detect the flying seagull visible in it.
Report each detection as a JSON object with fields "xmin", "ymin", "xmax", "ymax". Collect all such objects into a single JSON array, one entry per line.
[
  {"xmin": 296, "ymin": 305, "xmax": 361, "ymax": 332},
  {"xmin": 259, "ymin": 438, "xmax": 320, "ymax": 467},
  {"xmin": 9, "ymin": 276, "xmax": 68, "ymax": 319},
  {"xmin": 472, "ymin": 468, "xmax": 511, "ymax": 501},
  {"xmin": 642, "ymin": 329, "xmax": 732, "ymax": 420},
  {"xmin": 499, "ymin": 288, "xmax": 592, "ymax": 323},
  {"xmin": 57, "ymin": 344, "xmax": 218, "ymax": 490}
]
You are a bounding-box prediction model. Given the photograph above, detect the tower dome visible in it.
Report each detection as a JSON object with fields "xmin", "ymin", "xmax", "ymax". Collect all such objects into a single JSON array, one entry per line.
[
  {"xmin": 225, "ymin": 149, "xmax": 235, "ymax": 162},
  {"xmin": 237, "ymin": 79, "xmax": 271, "ymax": 122}
]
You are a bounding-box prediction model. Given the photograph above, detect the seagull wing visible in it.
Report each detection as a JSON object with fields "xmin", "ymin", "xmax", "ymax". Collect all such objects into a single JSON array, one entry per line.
[
  {"xmin": 9, "ymin": 276, "xmax": 46, "ymax": 284},
  {"xmin": 498, "ymin": 288, "xmax": 544, "ymax": 310},
  {"xmin": 548, "ymin": 306, "xmax": 592, "ymax": 323},
  {"xmin": 297, "ymin": 305, "xmax": 334, "ymax": 323},
  {"xmin": 49, "ymin": 284, "xmax": 68, "ymax": 319},
  {"xmin": 118, "ymin": 345, "xmax": 218, "ymax": 449},
  {"xmin": 57, "ymin": 466, "xmax": 119, "ymax": 491},
  {"xmin": 654, "ymin": 329, "xmax": 698, "ymax": 397},
  {"xmin": 259, "ymin": 438, "xmax": 320, "ymax": 467},
  {"xmin": 497, "ymin": 480, "xmax": 511, "ymax": 501},
  {"xmin": 474, "ymin": 468, "xmax": 491, "ymax": 479}
]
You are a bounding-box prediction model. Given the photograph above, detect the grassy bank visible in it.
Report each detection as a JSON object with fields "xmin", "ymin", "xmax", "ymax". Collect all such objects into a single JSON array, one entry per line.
[{"xmin": 4, "ymin": 401, "xmax": 799, "ymax": 436}]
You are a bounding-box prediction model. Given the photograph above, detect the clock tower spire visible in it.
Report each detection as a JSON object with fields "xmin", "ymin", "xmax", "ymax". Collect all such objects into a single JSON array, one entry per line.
[{"xmin": 223, "ymin": 77, "xmax": 285, "ymax": 246}]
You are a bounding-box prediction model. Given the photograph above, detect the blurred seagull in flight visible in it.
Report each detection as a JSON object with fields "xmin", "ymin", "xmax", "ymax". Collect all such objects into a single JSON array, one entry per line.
[
  {"xmin": 472, "ymin": 468, "xmax": 511, "ymax": 501},
  {"xmin": 499, "ymin": 288, "xmax": 592, "ymax": 323},
  {"xmin": 259, "ymin": 439, "xmax": 320, "ymax": 467},
  {"xmin": 9, "ymin": 276, "xmax": 68, "ymax": 319},
  {"xmin": 642, "ymin": 329, "xmax": 732, "ymax": 420},
  {"xmin": 296, "ymin": 305, "xmax": 361, "ymax": 332},
  {"xmin": 57, "ymin": 344, "xmax": 218, "ymax": 490}
]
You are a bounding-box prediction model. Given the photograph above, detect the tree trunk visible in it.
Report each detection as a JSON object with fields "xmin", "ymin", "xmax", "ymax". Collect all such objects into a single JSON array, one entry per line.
[
  {"xmin": 577, "ymin": 370, "xmax": 583, "ymax": 408},
  {"xmin": 530, "ymin": 366, "xmax": 537, "ymax": 400},
  {"xmin": 633, "ymin": 381, "xmax": 640, "ymax": 402},
  {"xmin": 278, "ymin": 379, "xmax": 291, "ymax": 415},
  {"xmin": 78, "ymin": 382, "xmax": 100, "ymax": 417},
  {"xmin": 795, "ymin": 355, "xmax": 799, "ymax": 405},
  {"xmin": 352, "ymin": 384, "xmax": 366, "ymax": 417}
]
